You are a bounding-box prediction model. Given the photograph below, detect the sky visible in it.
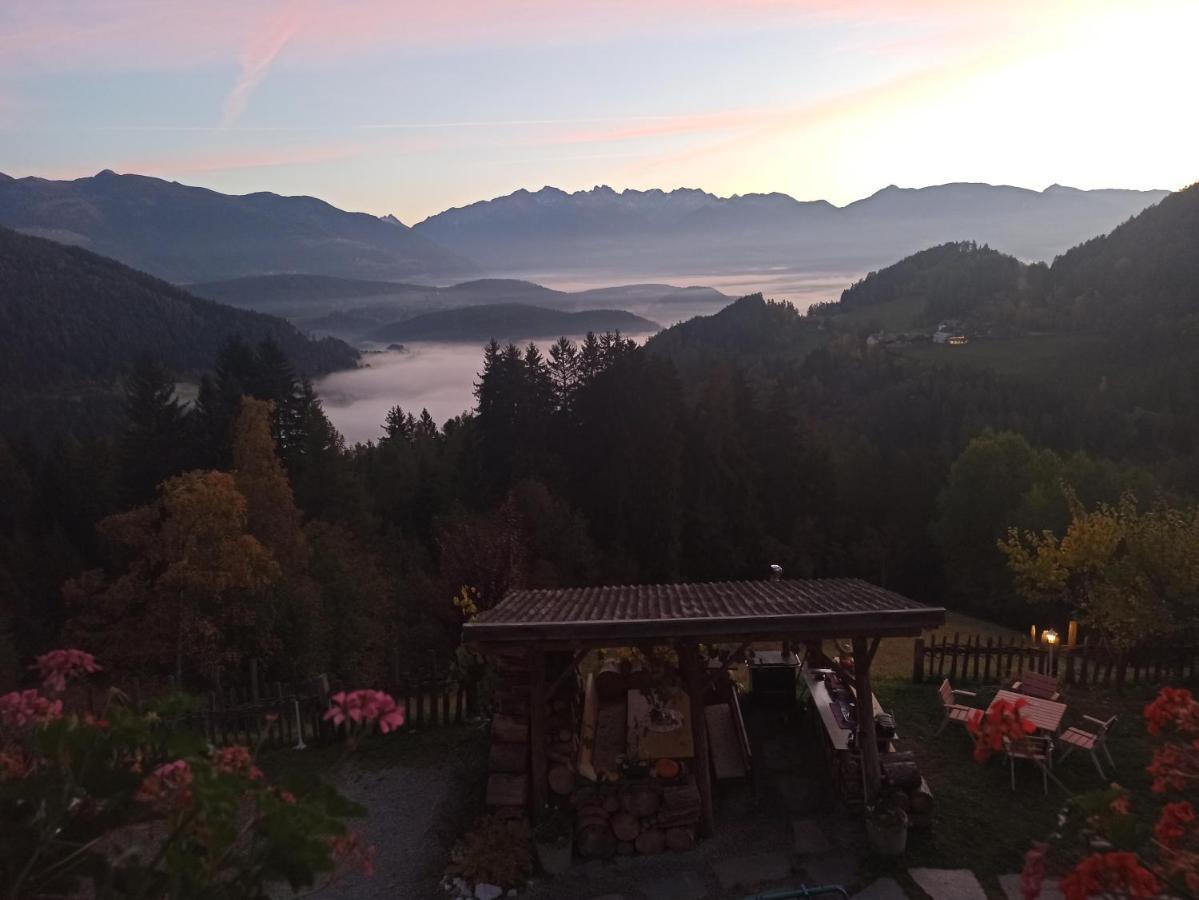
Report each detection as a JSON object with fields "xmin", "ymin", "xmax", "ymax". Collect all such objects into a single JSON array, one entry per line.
[{"xmin": 1, "ymin": 0, "xmax": 1195, "ymax": 223}]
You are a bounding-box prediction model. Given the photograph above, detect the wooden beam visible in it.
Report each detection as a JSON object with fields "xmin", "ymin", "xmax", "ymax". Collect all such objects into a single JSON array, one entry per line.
[
  {"xmin": 852, "ymin": 636, "xmax": 882, "ymax": 807},
  {"xmin": 546, "ymin": 649, "xmax": 587, "ymax": 700},
  {"xmin": 680, "ymin": 642, "xmax": 716, "ymax": 836},
  {"xmin": 528, "ymin": 647, "xmax": 548, "ymax": 814},
  {"xmin": 864, "ymin": 636, "xmax": 881, "ymax": 669},
  {"xmin": 719, "ymin": 639, "xmax": 753, "ymax": 675}
]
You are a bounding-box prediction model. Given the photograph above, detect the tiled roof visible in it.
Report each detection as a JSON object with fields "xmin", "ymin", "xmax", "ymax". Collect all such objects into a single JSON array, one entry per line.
[{"xmin": 462, "ymin": 578, "xmax": 944, "ymax": 643}]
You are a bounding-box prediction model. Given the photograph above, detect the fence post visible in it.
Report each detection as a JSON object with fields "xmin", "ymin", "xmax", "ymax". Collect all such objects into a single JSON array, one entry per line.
[
  {"xmin": 983, "ymin": 637, "xmax": 993, "ymax": 683},
  {"xmin": 948, "ymin": 632, "xmax": 960, "ymax": 681},
  {"xmin": 912, "ymin": 637, "xmax": 925, "ymax": 683}
]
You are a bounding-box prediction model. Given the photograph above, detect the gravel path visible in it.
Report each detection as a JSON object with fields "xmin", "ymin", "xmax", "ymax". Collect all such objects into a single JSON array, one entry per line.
[{"xmin": 291, "ymin": 727, "xmax": 487, "ymax": 900}]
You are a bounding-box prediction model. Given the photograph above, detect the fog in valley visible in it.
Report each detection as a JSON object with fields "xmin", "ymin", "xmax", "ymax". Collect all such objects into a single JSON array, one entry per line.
[
  {"xmin": 316, "ymin": 333, "xmax": 659, "ymax": 445},
  {"xmin": 313, "ymin": 271, "xmax": 859, "ymax": 444}
]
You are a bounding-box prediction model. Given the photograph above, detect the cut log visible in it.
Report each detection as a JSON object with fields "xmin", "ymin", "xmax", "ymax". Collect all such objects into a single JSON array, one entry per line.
[
  {"xmin": 909, "ymin": 777, "xmax": 935, "ymax": 816},
  {"xmin": 576, "ymin": 812, "xmax": 609, "ymax": 832},
  {"xmin": 665, "ymin": 827, "xmax": 695, "ymax": 852},
  {"xmin": 621, "ymin": 783, "xmax": 662, "ymax": 817},
  {"xmin": 492, "ymin": 713, "xmax": 528, "ymax": 744},
  {"xmin": 662, "ymin": 783, "xmax": 701, "ymax": 810},
  {"xmin": 611, "ymin": 812, "xmax": 640, "ymax": 842},
  {"xmin": 596, "ymin": 657, "xmax": 627, "ymax": 702},
  {"xmin": 602, "ymin": 794, "xmax": 621, "ymax": 814},
  {"xmin": 881, "ymin": 751, "xmax": 921, "ymax": 789},
  {"xmin": 575, "ymin": 803, "xmax": 606, "ymax": 822},
  {"xmin": 634, "ymin": 828, "xmax": 665, "ymax": 855},
  {"xmin": 577, "ymin": 823, "xmax": 617, "ymax": 859},
  {"xmin": 616, "ymin": 840, "xmax": 636, "ymax": 856},
  {"xmin": 485, "ymin": 773, "xmax": 527, "ymax": 808},
  {"xmin": 549, "ymin": 765, "xmax": 575, "ymax": 796},
  {"xmin": 488, "ymin": 742, "xmax": 528, "ymax": 773}
]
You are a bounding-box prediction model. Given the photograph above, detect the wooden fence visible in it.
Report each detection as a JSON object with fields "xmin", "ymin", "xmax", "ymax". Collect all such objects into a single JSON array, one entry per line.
[
  {"xmin": 186, "ymin": 666, "xmax": 478, "ymax": 750},
  {"xmin": 913, "ymin": 633, "xmax": 1199, "ymax": 689}
]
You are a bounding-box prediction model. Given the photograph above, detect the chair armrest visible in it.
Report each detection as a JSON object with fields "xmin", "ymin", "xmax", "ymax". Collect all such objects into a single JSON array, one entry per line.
[
  {"xmin": 952, "ymin": 689, "xmax": 978, "ymax": 698},
  {"xmin": 1082, "ymin": 715, "xmax": 1107, "ymax": 727}
]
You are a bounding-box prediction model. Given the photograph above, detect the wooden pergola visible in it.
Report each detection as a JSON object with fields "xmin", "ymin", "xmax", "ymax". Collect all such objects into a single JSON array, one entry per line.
[{"xmin": 463, "ymin": 577, "xmax": 945, "ymax": 832}]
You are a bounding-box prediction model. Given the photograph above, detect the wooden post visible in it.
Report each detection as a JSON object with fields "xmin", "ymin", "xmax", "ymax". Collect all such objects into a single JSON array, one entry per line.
[
  {"xmin": 529, "ymin": 647, "xmax": 548, "ymax": 814},
  {"xmin": 912, "ymin": 637, "xmax": 925, "ymax": 683},
  {"xmin": 852, "ymin": 637, "xmax": 882, "ymax": 808},
  {"xmin": 1067, "ymin": 620, "xmax": 1078, "ymax": 648},
  {"xmin": 680, "ymin": 642, "xmax": 716, "ymax": 837},
  {"xmin": 250, "ymin": 658, "xmax": 260, "ymax": 704}
]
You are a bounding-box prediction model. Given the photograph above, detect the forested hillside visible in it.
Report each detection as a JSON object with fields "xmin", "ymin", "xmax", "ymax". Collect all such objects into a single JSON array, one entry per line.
[
  {"xmin": 2, "ymin": 181, "xmax": 1196, "ymax": 698},
  {"xmin": 0, "ymin": 227, "xmax": 358, "ymax": 387},
  {"xmin": 367, "ymin": 303, "xmax": 659, "ymax": 343},
  {"xmin": 0, "ymin": 226, "xmax": 358, "ymax": 436}
]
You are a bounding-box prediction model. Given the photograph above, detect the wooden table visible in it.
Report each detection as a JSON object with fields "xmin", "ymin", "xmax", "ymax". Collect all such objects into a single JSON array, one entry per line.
[
  {"xmin": 626, "ymin": 688, "xmax": 694, "ymax": 760},
  {"xmin": 988, "ymin": 689, "xmax": 1067, "ymax": 734}
]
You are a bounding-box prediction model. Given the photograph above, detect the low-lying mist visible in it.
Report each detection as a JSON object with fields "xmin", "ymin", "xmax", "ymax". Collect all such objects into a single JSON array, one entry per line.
[{"xmin": 315, "ymin": 333, "xmax": 657, "ymax": 445}]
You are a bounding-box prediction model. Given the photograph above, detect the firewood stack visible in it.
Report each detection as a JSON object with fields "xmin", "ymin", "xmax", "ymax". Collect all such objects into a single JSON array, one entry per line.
[
  {"xmin": 838, "ymin": 748, "xmax": 935, "ymax": 828},
  {"xmin": 485, "ymin": 648, "xmax": 531, "ymax": 813},
  {"xmin": 566, "ymin": 776, "xmax": 702, "ymax": 859}
]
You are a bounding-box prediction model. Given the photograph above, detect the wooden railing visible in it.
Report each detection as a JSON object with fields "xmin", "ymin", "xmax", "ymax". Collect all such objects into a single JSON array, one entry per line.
[
  {"xmin": 187, "ymin": 667, "xmax": 479, "ymax": 749},
  {"xmin": 912, "ymin": 633, "xmax": 1199, "ymax": 689}
]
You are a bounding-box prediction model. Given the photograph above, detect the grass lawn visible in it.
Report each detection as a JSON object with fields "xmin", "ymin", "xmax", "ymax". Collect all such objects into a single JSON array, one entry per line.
[
  {"xmin": 870, "ymin": 678, "xmax": 1158, "ymax": 881},
  {"xmin": 869, "ymin": 611, "xmax": 1023, "ymax": 680}
]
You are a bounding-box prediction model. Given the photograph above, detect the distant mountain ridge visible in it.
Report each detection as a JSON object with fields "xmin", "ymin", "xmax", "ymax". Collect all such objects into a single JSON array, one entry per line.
[
  {"xmin": 0, "ymin": 170, "xmax": 476, "ymax": 284},
  {"xmin": 415, "ymin": 182, "xmax": 1169, "ymax": 275},
  {"xmin": 191, "ymin": 273, "xmax": 728, "ymax": 340},
  {"xmin": 366, "ymin": 303, "xmax": 660, "ymax": 343}
]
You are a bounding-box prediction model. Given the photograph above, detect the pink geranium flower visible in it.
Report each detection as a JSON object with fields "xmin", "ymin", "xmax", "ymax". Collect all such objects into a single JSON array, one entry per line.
[
  {"xmin": 323, "ymin": 690, "xmax": 405, "ymax": 734},
  {"xmin": 0, "ymin": 689, "xmax": 64, "ymax": 730},
  {"xmin": 31, "ymin": 649, "xmax": 101, "ymax": 692}
]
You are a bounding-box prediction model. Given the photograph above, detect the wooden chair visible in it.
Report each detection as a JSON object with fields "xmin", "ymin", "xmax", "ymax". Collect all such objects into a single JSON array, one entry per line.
[
  {"xmin": 936, "ymin": 678, "xmax": 979, "ymax": 736},
  {"xmin": 1057, "ymin": 715, "xmax": 1117, "ymax": 779},
  {"xmin": 1004, "ymin": 735, "xmax": 1068, "ymax": 795},
  {"xmin": 1011, "ymin": 670, "xmax": 1062, "ymax": 701}
]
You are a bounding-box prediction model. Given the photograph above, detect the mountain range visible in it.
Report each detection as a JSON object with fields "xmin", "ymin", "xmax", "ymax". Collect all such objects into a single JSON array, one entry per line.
[
  {"xmin": 0, "ymin": 171, "xmax": 1170, "ymax": 292},
  {"xmin": 0, "ymin": 170, "xmax": 474, "ymax": 284},
  {"xmin": 414, "ymin": 183, "xmax": 1169, "ymax": 275}
]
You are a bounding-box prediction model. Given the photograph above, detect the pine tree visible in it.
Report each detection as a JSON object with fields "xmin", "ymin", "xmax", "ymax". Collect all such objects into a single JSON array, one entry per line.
[
  {"xmin": 119, "ymin": 356, "xmax": 188, "ymax": 504},
  {"xmin": 547, "ymin": 337, "xmax": 579, "ymax": 412}
]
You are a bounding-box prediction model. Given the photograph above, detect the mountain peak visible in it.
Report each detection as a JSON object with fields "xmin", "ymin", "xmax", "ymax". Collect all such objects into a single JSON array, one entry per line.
[{"xmin": 95, "ymin": 169, "xmax": 118, "ymax": 178}]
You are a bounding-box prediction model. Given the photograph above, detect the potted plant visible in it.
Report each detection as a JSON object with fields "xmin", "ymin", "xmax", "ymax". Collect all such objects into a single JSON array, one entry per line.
[
  {"xmin": 865, "ymin": 801, "xmax": 908, "ymax": 856},
  {"xmin": 533, "ymin": 805, "xmax": 573, "ymax": 875}
]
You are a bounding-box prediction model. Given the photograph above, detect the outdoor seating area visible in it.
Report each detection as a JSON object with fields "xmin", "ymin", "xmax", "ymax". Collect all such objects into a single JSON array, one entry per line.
[
  {"xmin": 934, "ymin": 669, "xmax": 1120, "ymax": 794},
  {"xmin": 462, "ymin": 577, "xmax": 946, "ymax": 867}
]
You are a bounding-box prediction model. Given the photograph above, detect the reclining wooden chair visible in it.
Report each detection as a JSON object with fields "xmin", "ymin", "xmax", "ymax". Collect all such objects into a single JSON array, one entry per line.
[
  {"xmin": 936, "ymin": 678, "xmax": 979, "ymax": 736},
  {"xmin": 1011, "ymin": 670, "xmax": 1062, "ymax": 701},
  {"xmin": 1057, "ymin": 715, "xmax": 1117, "ymax": 780}
]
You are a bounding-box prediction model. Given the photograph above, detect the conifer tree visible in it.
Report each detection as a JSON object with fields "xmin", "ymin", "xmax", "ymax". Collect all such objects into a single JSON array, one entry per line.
[{"xmin": 119, "ymin": 356, "xmax": 187, "ymax": 504}]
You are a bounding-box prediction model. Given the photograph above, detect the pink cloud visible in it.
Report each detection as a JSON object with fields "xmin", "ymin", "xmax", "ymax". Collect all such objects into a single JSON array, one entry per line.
[
  {"xmin": 0, "ymin": 0, "xmax": 1052, "ymax": 70},
  {"xmin": 221, "ymin": 1, "xmax": 313, "ymax": 127}
]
